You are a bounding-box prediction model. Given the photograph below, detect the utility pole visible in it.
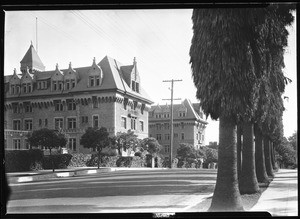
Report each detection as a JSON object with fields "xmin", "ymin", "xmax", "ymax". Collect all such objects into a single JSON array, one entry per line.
[{"xmin": 162, "ymin": 79, "xmax": 182, "ymax": 168}]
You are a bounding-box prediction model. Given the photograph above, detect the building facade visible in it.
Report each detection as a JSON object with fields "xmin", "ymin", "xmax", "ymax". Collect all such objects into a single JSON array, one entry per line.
[
  {"xmin": 4, "ymin": 43, "xmax": 153, "ymax": 153},
  {"xmin": 149, "ymin": 99, "xmax": 208, "ymax": 158}
]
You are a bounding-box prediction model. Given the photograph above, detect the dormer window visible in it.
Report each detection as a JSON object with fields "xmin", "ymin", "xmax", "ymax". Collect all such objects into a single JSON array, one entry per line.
[
  {"xmin": 88, "ymin": 58, "xmax": 103, "ymax": 87},
  {"xmin": 22, "ymin": 83, "xmax": 32, "ymax": 93}
]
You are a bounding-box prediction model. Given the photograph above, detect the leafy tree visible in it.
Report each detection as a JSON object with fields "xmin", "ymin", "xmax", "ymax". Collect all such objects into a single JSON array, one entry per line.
[
  {"xmin": 141, "ymin": 137, "xmax": 161, "ymax": 168},
  {"xmin": 80, "ymin": 127, "xmax": 109, "ymax": 169},
  {"xmin": 27, "ymin": 128, "xmax": 67, "ymax": 172},
  {"xmin": 176, "ymin": 143, "xmax": 197, "ymax": 160},
  {"xmin": 288, "ymin": 131, "xmax": 297, "ymax": 151},
  {"xmin": 115, "ymin": 130, "xmax": 140, "ymax": 156}
]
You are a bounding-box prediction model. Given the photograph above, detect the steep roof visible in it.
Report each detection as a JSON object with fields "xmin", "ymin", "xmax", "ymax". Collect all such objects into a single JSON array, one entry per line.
[
  {"xmin": 150, "ymin": 99, "xmax": 208, "ymax": 124},
  {"xmin": 5, "ymin": 55, "xmax": 153, "ymax": 104},
  {"xmin": 20, "ymin": 44, "xmax": 45, "ymax": 71}
]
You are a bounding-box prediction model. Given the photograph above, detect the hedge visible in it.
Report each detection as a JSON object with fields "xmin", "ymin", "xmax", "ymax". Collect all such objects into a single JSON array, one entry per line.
[
  {"xmin": 42, "ymin": 154, "xmax": 72, "ymax": 170},
  {"xmin": 5, "ymin": 149, "xmax": 44, "ymax": 172},
  {"xmin": 68, "ymin": 153, "xmax": 92, "ymax": 167}
]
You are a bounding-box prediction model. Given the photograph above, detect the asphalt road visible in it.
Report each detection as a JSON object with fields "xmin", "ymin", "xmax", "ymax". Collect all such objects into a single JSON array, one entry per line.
[{"xmin": 7, "ymin": 169, "xmax": 217, "ymax": 213}]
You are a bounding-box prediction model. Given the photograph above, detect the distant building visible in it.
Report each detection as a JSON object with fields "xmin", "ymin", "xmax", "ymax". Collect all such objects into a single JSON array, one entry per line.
[
  {"xmin": 4, "ymin": 43, "xmax": 153, "ymax": 153},
  {"xmin": 149, "ymin": 99, "xmax": 208, "ymax": 158}
]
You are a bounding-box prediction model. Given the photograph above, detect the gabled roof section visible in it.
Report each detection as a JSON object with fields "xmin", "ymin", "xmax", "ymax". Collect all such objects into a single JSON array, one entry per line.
[
  {"xmin": 150, "ymin": 99, "xmax": 208, "ymax": 123},
  {"xmin": 20, "ymin": 43, "xmax": 45, "ymax": 72}
]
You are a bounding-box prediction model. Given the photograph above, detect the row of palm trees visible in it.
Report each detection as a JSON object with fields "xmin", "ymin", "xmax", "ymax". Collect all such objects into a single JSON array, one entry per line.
[{"xmin": 189, "ymin": 5, "xmax": 295, "ymax": 211}]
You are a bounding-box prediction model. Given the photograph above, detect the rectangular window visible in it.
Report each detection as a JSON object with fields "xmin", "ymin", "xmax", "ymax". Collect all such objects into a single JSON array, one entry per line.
[
  {"xmin": 81, "ymin": 116, "xmax": 88, "ymax": 124},
  {"xmin": 11, "ymin": 85, "xmax": 15, "ymax": 94},
  {"xmin": 131, "ymin": 118, "xmax": 136, "ymax": 130},
  {"xmin": 67, "ymin": 99, "xmax": 76, "ymax": 111},
  {"xmin": 181, "ymin": 133, "xmax": 185, "ymax": 140},
  {"xmin": 69, "ymin": 138, "xmax": 77, "ymax": 151},
  {"xmin": 164, "ymin": 145, "xmax": 170, "ymax": 153},
  {"xmin": 181, "ymin": 122, "xmax": 184, "ymax": 129},
  {"xmin": 71, "ymin": 79, "xmax": 76, "ymax": 88},
  {"xmin": 59, "ymin": 82, "xmax": 63, "ymax": 90},
  {"xmin": 24, "ymin": 119, "xmax": 33, "ymax": 131},
  {"xmin": 92, "ymin": 96, "xmax": 98, "ymax": 108},
  {"xmin": 23, "ymin": 84, "xmax": 27, "ymax": 93},
  {"xmin": 68, "ymin": 118, "xmax": 76, "ymax": 129},
  {"xmin": 121, "ymin": 117, "xmax": 127, "ymax": 129},
  {"xmin": 66, "ymin": 80, "xmax": 70, "ymax": 90},
  {"xmin": 95, "ymin": 76, "xmax": 100, "ymax": 86},
  {"xmin": 90, "ymin": 76, "xmax": 94, "ymax": 86},
  {"xmin": 165, "ymin": 134, "xmax": 170, "ymax": 140},
  {"xmin": 45, "ymin": 119, "xmax": 48, "ymax": 126},
  {"xmin": 93, "ymin": 115, "xmax": 99, "ymax": 128},
  {"xmin": 164, "ymin": 123, "xmax": 169, "ymax": 130},
  {"xmin": 54, "ymin": 100, "xmax": 63, "ymax": 111},
  {"xmin": 55, "ymin": 118, "xmax": 63, "ymax": 130},
  {"xmin": 25, "ymin": 103, "xmax": 32, "ymax": 113},
  {"xmin": 13, "ymin": 104, "xmax": 21, "ymax": 114},
  {"xmin": 13, "ymin": 139, "xmax": 21, "ymax": 150},
  {"xmin": 139, "ymin": 121, "xmax": 144, "ymax": 131},
  {"xmin": 13, "ymin": 120, "xmax": 21, "ymax": 130},
  {"xmin": 28, "ymin": 84, "xmax": 32, "ymax": 93},
  {"xmin": 156, "ymin": 134, "xmax": 162, "ymax": 141},
  {"xmin": 25, "ymin": 139, "xmax": 30, "ymax": 149},
  {"xmin": 43, "ymin": 81, "xmax": 47, "ymax": 89},
  {"xmin": 53, "ymin": 81, "xmax": 57, "ymax": 90}
]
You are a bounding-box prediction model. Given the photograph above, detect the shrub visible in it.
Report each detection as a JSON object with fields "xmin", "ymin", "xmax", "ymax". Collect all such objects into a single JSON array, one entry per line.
[
  {"xmin": 172, "ymin": 158, "xmax": 178, "ymax": 168},
  {"xmin": 131, "ymin": 156, "xmax": 145, "ymax": 167},
  {"xmin": 100, "ymin": 156, "xmax": 118, "ymax": 167},
  {"xmin": 68, "ymin": 153, "xmax": 92, "ymax": 167},
  {"xmin": 43, "ymin": 154, "xmax": 72, "ymax": 169},
  {"xmin": 155, "ymin": 156, "xmax": 164, "ymax": 168},
  {"xmin": 116, "ymin": 157, "xmax": 133, "ymax": 167},
  {"xmin": 5, "ymin": 149, "xmax": 44, "ymax": 172}
]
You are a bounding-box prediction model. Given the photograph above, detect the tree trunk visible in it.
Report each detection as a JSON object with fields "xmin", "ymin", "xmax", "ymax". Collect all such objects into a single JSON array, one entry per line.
[
  {"xmin": 237, "ymin": 123, "xmax": 242, "ymax": 181},
  {"xmin": 151, "ymin": 156, "xmax": 155, "ymax": 168},
  {"xmin": 264, "ymin": 137, "xmax": 274, "ymax": 177},
  {"xmin": 270, "ymin": 142, "xmax": 277, "ymax": 171},
  {"xmin": 239, "ymin": 122, "xmax": 259, "ymax": 194},
  {"xmin": 254, "ymin": 125, "xmax": 269, "ymax": 183},
  {"xmin": 208, "ymin": 116, "xmax": 244, "ymax": 212}
]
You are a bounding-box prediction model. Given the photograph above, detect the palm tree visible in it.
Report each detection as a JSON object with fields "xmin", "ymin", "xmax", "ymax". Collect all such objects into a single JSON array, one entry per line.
[
  {"xmin": 239, "ymin": 121, "xmax": 260, "ymax": 194},
  {"xmin": 190, "ymin": 5, "xmax": 294, "ymax": 211},
  {"xmin": 254, "ymin": 124, "xmax": 269, "ymax": 183}
]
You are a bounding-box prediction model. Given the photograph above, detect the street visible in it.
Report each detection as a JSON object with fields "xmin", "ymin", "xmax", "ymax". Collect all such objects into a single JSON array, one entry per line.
[{"xmin": 7, "ymin": 169, "xmax": 217, "ymax": 213}]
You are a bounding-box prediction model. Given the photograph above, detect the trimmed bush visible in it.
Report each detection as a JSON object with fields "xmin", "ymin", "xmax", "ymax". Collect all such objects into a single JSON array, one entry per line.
[
  {"xmin": 116, "ymin": 157, "xmax": 133, "ymax": 167},
  {"xmin": 43, "ymin": 154, "xmax": 72, "ymax": 169},
  {"xmin": 5, "ymin": 149, "xmax": 44, "ymax": 172},
  {"xmin": 100, "ymin": 156, "xmax": 118, "ymax": 167},
  {"xmin": 131, "ymin": 156, "xmax": 145, "ymax": 167},
  {"xmin": 68, "ymin": 153, "xmax": 92, "ymax": 167}
]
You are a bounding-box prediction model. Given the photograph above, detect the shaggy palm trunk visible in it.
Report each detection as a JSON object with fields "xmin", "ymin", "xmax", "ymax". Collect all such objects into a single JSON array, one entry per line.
[
  {"xmin": 209, "ymin": 116, "xmax": 243, "ymax": 211},
  {"xmin": 237, "ymin": 124, "xmax": 242, "ymax": 180},
  {"xmin": 239, "ymin": 122, "xmax": 259, "ymax": 194},
  {"xmin": 264, "ymin": 137, "xmax": 274, "ymax": 177},
  {"xmin": 254, "ymin": 125, "xmax": 269, "ymax": 183},
  {"xmin": 270, "ymin": 142, "xmax": 277, "ymax": 171}
]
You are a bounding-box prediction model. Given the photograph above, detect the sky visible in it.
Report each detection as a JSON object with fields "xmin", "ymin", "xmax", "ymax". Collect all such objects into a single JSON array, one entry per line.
[{"xmin": 4, "ymin": 9, "xmax": 297, "ymax": 144}]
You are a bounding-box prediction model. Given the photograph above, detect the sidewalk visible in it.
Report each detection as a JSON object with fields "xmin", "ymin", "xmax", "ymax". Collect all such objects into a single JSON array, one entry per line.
[{"xmin": 249, "ymin": 168, "xmax": 298, "ymax": 216}]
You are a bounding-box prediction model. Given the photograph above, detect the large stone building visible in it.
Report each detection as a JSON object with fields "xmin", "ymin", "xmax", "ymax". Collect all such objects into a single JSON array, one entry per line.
[
  {"xmin": 149, "ymin": 99, "xmax": 208, "ymax": 158},
  {"xmin": 4, "ymin": 43, "xmax": 153, "ymax": 153}
]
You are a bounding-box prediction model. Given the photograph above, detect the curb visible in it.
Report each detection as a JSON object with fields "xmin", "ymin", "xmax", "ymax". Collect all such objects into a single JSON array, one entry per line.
[{"xmin": 7, "ymin": 167, "xmax": 168, "ymax": 184}]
